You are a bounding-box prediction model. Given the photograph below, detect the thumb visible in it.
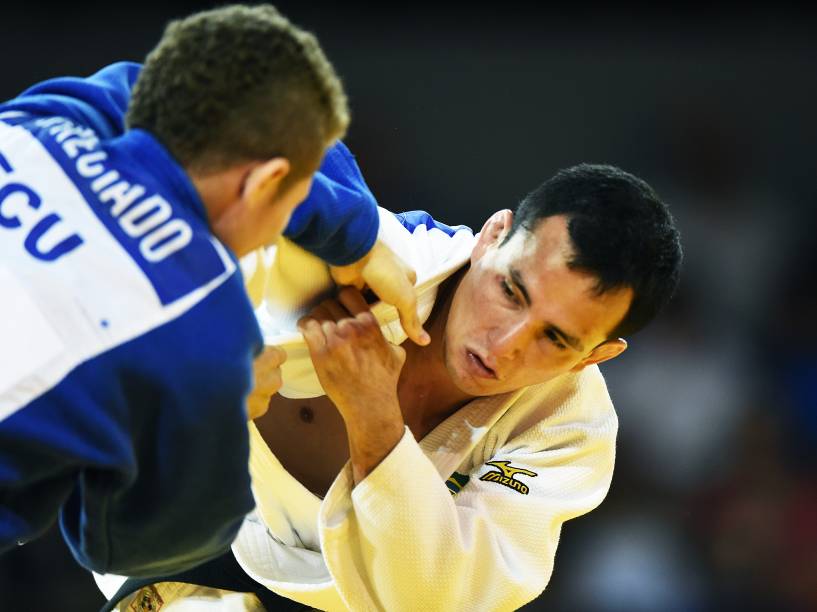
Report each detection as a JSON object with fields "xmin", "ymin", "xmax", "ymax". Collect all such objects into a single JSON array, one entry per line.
[
  {"xmin": 396, "ymin": 296, "xmax": 429, "ymax": 347},
  {"xmin": 260, "ymin": 344, "xmax": 288, "ymax": 367}
]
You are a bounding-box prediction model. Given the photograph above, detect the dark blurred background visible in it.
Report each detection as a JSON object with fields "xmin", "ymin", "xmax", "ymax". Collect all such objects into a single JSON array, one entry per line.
[{"xmin": 2, "ymin": 2, "xmax": 816, "ymax": 610}]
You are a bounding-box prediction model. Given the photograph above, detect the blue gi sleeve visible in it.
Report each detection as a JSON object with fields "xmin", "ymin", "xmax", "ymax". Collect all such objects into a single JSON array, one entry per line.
[
  {"xmin": 0, "ymin": 62, "xmax": 141, "ymax": 138},
  {"xmin": 284, "ymin": 140, "xmax": 380, "ymax": 266}
]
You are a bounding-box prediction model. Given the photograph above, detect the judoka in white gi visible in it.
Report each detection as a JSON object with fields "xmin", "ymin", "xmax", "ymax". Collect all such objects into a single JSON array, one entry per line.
[{"xmin": 97, "ymin": 161, "xmax": 682, "ymax": 611}]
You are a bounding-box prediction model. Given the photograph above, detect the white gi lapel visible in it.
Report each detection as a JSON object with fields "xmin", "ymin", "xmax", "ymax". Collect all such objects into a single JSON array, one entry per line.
[{"xmin": 418, "ymin": 388, "xmax": 526, "ymax": 480}]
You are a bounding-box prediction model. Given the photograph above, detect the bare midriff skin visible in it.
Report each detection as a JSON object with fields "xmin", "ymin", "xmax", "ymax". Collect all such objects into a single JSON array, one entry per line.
[
  {"xmin": 253, "ymin": 391, "xmax": 452, "ymax": 498},
  {"xmin": 254, "ymin": 393, "xmax": 350, "ymax": 498}
]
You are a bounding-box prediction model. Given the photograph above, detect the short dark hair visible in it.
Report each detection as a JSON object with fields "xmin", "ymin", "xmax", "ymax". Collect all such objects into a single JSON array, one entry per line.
[
  {"xmin": 126, "ymin": 4, "xmax": 348, "ymax": 178},
  {"xmin": 507, "ymin": 163, "xmax": 682, "ymax": 339}
]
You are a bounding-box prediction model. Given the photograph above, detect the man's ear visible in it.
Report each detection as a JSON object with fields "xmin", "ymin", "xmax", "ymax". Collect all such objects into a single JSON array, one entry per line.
[
  {"xmin": 570, "ymin": 338, "xmax": 628, "ymax": 373},
  {"xmin": 242, "ymin": 157, "xmax": 291, "ymax": 209},
  {"xmin": 471, "ymin": 209, "xmax": 513, "ymax": 262}
]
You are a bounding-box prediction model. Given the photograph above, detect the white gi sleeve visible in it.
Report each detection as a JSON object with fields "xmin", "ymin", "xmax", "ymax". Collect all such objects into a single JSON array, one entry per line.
[{"xmin": 318, "ymin": 402, "xmax": 617, "ymax": 611}]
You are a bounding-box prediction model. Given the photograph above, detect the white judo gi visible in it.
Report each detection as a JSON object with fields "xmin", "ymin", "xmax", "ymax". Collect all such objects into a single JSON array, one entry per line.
[{"xmin": 98, "ymin": 208, "xmax": 618, "ymax": 611}]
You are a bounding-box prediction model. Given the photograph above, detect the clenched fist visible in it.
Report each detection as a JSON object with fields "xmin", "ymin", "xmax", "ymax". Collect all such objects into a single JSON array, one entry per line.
[
  {"xmin": 299, "ymin": 311, "xmax": 405, "ymax": 421},
  {"xmin": 299, "ymin": 289, "xmax": 408, "ymax": 482},
  {"xmin": 246, "ymin": 345, "xmax": 287, "ymax": 420}
]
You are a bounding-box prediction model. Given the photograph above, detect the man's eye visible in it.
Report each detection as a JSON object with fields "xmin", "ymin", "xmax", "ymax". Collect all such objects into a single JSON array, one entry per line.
[
  {"xmin": 545, "ymin": 329, "xmax": 567, "ymax": 350},
  {"xmin": 501, "ymin": 279, "xmax": 517, "ymax": 301}
]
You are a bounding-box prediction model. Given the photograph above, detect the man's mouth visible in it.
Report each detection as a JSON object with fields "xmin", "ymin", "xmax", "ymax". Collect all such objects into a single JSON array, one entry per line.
[{"xmin": 466, "ymin": 350, "xmax": 497, "ymax": 379}]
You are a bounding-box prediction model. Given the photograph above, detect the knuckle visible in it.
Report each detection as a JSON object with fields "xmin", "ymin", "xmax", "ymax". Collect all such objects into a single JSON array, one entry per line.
[{"xmin": 357, "ymin": 310, "xmax": 375, "ymax": 324}]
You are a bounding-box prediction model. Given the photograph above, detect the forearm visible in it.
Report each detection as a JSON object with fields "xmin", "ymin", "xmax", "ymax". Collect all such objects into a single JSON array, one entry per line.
[{"xmin": 343, "ymin": 398, "xmax": 405, "ymax": 485}]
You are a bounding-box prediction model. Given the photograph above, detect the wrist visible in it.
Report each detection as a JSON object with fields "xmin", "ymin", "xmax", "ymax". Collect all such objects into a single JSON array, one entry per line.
[
  {"xmin": 343, "ymin": 400, "xmax": 405, "ymax": 484},
  {"xmin": 343, "ymin": 401, "xmax": 404, "ymax": 446}
]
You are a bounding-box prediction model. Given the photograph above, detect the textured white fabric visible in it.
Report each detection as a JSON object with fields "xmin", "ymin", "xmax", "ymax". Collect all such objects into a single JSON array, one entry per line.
[
  {"xmin": 94, "ymin": 212, "xmax": 618, "ymax": 611},
  {"xmin": 236, "ymin": 368, "xmax": 617, "ymax": 612},
  {"xmin": 230, "ymin": 212, "xmax": 619, "ymax": 611}
]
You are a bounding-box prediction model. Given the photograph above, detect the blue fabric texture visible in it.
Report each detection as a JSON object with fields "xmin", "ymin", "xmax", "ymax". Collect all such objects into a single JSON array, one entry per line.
[{"xmin": 0, "ymin": 62, "xmax": 381, "ymax": 576}]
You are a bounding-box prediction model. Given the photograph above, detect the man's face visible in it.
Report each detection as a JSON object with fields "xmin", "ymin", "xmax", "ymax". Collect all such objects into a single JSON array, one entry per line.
[{"xmin": 442, "ymin": 214, "xmax": 633, "ymax": 396}]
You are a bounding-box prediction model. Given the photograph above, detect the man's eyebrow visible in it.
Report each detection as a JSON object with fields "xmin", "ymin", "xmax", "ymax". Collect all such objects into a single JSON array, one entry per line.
[{"xmin": 548, "ymin": 325, "xmax": 584, "ymax": 352}]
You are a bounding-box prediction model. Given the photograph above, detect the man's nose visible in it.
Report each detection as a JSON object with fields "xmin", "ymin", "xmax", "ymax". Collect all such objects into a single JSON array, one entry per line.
[{"xmin": 488, "ymin": 320, "xmax": 532, "ymax": 360}]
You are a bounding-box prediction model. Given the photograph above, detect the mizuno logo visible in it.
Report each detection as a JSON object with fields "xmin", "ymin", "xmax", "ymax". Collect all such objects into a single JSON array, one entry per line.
[{"xmin": 479, "ymin": 460, "xmax": 537, "ymax": 495}]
